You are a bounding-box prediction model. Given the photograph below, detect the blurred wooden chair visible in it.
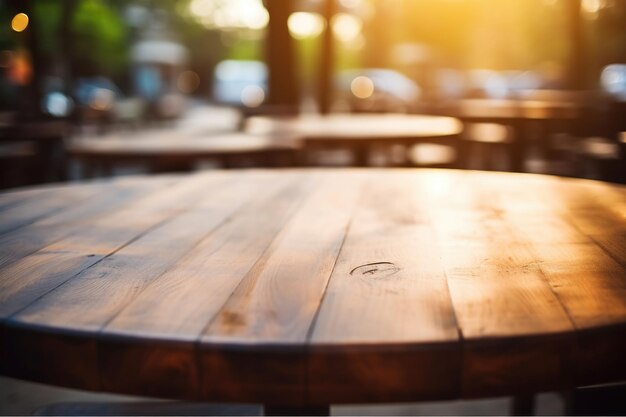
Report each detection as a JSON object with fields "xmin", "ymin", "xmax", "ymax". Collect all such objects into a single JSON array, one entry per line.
[
  {"xmin": 0, "ymin": 141, "xmax": 37, "ymax": 189},
  {"xmin": 460, "ymin": 122, "xmax": 514, "ymax": 171},
  {"xmin": 569, "ymin": 99, "xmax": 625, "ymax": 183}
]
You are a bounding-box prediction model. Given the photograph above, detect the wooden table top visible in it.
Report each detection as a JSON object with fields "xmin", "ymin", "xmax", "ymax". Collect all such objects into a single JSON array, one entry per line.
[
  {"xmin": 1, "ymin": 169, "xmax": 625, "ymax": 406},
  {"xmin": 244, "ymin": 114, "xmax": 463, "ymax": 145},
  {"xmin": 67, "ymin": 132, "xmax": 300, "ymax": 159},
  {"xmin": 443, "ymin": 98, "xmax": 582, "ymax": 121}
]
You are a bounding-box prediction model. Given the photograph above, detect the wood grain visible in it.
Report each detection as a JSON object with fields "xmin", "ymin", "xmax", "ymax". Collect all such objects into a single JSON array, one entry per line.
[
  {"xmin": 99, "ymin": 172, "xmax": 315, "ymax": 399},
  {"xmin": 0, "ymin": 183, "xmax": 106, "ymax": 235},
  {"xmin": 309, "ymin": 173, "xmax": 460, "ymax": 403},
  {"xmin": 0, "ymin": 177, "xmax": 175, "ymax": 269},
  {"xmin": 427, "ymin": 173, "xmax": 575, "ymax": 397},
  {"xmin": 199, "ymin": 171, "xmax": 367, "ymax": 404},
  {"xmin": 0, "ymin": 170, "xmax": 625, "ymax": 405},
  {"xmin": 2, "ymin": 172, "xmax": 273, "ymax": 390},
  {"xmin": 538, "ymin": 180, "xmax": 626, "ymax": 386},
  {"xmin": 0, "ymin": 172, "xmax": 226, "ymax": 320}
]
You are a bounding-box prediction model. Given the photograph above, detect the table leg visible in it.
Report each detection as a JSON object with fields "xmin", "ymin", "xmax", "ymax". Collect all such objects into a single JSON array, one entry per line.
[
  {"xmin": 511, "ymin": 394, "xmax": 535, "ymax": 415},
  {"xmin": 510, "ymin": 120, "xmax": 526, "ymax": 173},
  {"xmin": 567, "ymin": 383, "xmax": 626, "ymax": 415},
  {"xmin": 353, "ymin": 147, "xmax": 369, "ymax": 167},
  {"xmin": 264, "ymin": 404, "xmax": 330, "ymax": 416}
]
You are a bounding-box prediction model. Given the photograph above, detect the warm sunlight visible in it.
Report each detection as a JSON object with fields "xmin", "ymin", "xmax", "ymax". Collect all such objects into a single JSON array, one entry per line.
[
  {"xmin": 288, "ymin": 12, "xmax": 326, "ymax": 39},
  {"xmin": 189, "ymin": 0, "xmax": 268, "ymax": 29}
]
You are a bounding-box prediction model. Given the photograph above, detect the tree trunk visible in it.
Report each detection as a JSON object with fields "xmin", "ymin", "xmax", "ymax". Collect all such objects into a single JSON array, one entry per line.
[{"xmin": 265, "ymin": 0, "xmax": 300, "ymax": 110}]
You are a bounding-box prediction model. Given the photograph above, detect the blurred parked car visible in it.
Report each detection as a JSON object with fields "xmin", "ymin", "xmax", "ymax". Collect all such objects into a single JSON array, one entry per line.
[
  {"xmin": 132, "ymin": 39, "xmax": 189, "ymax": 121},
  {"xmin": 601, "ymin": 64, "xmax": 626, "ymax": 101},
  {"xmin": 74, "ymin": 77, "xmax": 146, "ymax": 131},
  {"xmin": 213, "ymin": 60, "xmax": 267, "ymax": 109},
  {"xmin": 75, "ymin": 77, "xmax": 121, "ymax": 111},
  {"xmin": 74, "ymin": 77, "xmax": 121, "ymax": 125},
  {"xmin": 335, "ymin": 69, "xmax": 421, "ymax": 113}
]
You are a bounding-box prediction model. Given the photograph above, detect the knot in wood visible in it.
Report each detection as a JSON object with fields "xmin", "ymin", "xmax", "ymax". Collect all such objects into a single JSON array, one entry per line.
[{"xmin": 350, "ymin": 262, "xmax": 400, "ymax": 279}]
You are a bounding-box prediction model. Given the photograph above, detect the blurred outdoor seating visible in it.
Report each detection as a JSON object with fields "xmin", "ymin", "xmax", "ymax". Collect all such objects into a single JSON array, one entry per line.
[{"xmin": 0, "ymin": 0, "xmax": 623, "ymax": 188}]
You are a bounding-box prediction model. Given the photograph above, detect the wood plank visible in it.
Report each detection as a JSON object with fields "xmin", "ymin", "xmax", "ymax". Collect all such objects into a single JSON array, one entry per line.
[
  {"xmin": 591, "ymin": 234, "xmax": 626, "ymax": 267},
  {"xmin": 465, "ymin": 174, "xmax": 626, "ymax": 393},
  {"xmin": 0, "ymin": 180, "xmax": 128, "ymax": 212},
  {"xmin": 0, "ymin": 175, "xmax": 177, "ymax": 213},
  {"xmin": 534, "ymin": 240, "xmax": 626, "ymax": 387},
  {"xmin": 489, "ymin": 176, "xmax": 626, "ymax": 389},
  {"xmin": 532, "ymin": 242, "xmax": 623, "ymax": 276},
  {"xmin": 308, "ymin": 173, "xmax": 460, "ymax": 403},
  {"xmin": 544, "ymin": 269, "xmax": 626, "ymax": 329},
  {"xmin": 505, "ymin": 214, "xmax": 592, "ymax": 244},
  {"xmin": 0, "ymin": 172, "xmax": 229, "ymax": 320},
  {"xmin": 2, "ymin": 171, "xmax": 274, "ymax": 391},
  {"xmin": 0, "ymin": 173, "xmax": 231, "ymax": 389},
  {"xmin": 554, "ymin": 177, "xmax": 626, "ymax": 212},
  {"xmin": 104, "ymin": 173, "xmax": 314, "ymax": 340},
  {"xmin": 203, "ymin": 172, "xmax": 367, "ymax": 342},
  {"xmin": 99, "ymin": 173, "xmax": 315, "ymax": 400},
  {"xmin": 0, "ymin": 187, "xmax": 56, "ymax": 212},
  {"xmin": 0, "ymin": 177, "xmax": 176, "ymax": 269},
  {"xmin": 198, "ymin": 171, "xmax": 367, "ymax": 405},
  {"xmin": 567, "ymin": 208, "xmax": 626, "ymax": 237},
  {"xmin": 0, "ymin": 183, "xmax": 107, "ymax": 235},
  {"xmin": 531, "ymin": 202, "xmax": 626, "ymax": 387},
  {"xmin": 429, "ymin": 173, "xmax": 575, "ymax": 398}
]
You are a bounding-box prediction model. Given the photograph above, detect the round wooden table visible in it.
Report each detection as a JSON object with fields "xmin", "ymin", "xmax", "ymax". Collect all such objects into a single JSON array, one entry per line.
[
  {"xmin": 67, "ymin": 133, "xmax": 301, "ymax": 174},
  {"xmin": 244, "ymin": 114, "xmax": 463, "ymax": 166},
  {"xmin": 0, "ymin": 170, "xmax": 625, "ymax": 414}
]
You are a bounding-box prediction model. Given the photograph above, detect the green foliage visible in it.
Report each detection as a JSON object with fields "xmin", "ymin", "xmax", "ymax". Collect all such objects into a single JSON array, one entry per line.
[
  {"xmin": 31, "ymin": 1, "xmax": 63, "ymax": 56},
  {"xmin": 72, "ymin": 0, "xmax": 129, "ymax": 75},
  {"xmin": 225, "ymin": 36, "xmax": 264, "ymax": 61}
]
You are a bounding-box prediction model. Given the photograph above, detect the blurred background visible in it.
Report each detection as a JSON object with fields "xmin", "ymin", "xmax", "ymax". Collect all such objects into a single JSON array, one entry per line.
[{"xmin": 0, "ymin": 0, "xmax": 624, "ymax": 188}]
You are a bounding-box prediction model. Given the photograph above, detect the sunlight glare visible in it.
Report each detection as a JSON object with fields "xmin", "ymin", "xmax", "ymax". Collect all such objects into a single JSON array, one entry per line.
[
  {"xmin": 351, "ymin": 76, "xmax": 375, "ymax": 99},
  {"xmin": 288, "ymin": 12, "xmax": 326, "ymax": 39},
  {"xmin": 189, "ymin": 0, "xmax": 268, "ymax": 30},
  {"xmin": 331, "ymin": 13, "xmax": 362, "ymax": 43},
  {"xmin": 241, "ymin": 85, "xmax": 265, "ymax": 107},
  {"xmin": 582, "ymin": 0, "xmax": 604, "ymax": 15}
]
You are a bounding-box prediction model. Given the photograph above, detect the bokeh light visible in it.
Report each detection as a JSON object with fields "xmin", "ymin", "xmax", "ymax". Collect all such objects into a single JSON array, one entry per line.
[
  {"xmin": 241, "ymin": 85, "xmax": 265, "ymax": 107},
  {"xmin": 339, "ymin": 0, "xmax": 363, "ymax": 9},
  {"xmin": 189, "ymin": 0, "xmax": 269, "ymax": 30},
  {"xmin": 177, "ymin": 70, "xmax": 201, "ymax": 94},
  {"xmin": 288, "ymin": 12, "xmax": 326, "ymax": 40},
  {"xmin": 331, "ymin": 13, "xmax": 363, "ymax": 44},
  {"xmin": 582, "ymin": 0, "xmax": 602, "ymax": 14},
  {"xmin": 43, "ymin": 93, "xmax": 73, "ymax": 118},
  {"xmin": 11, "ymin": 13, "xmax": 29, "ymax": 33},
  {"xmin": 601, "ymin": 64, "xmax": 626, "ymax": 99},
  {"xmin": 89, "ymin": 88, "xmax": 115, "ymax": 111},
  {"xmin": 351, "ymin": 76, "xmax": 375, "ymax": 99},
  {"xmin": 7, "ymin": 51, "xmax": 32, "ymax": 85}
]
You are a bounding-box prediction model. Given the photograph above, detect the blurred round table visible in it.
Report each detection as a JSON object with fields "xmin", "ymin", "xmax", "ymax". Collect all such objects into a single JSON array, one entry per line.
[
  {"xmin": 67, "ymin": 133, "xmax": 301, "ymax": 175},
  {"xmin": 440, "ymin": 98, "xmax": 583, "ymax": 171},
  {"xmin": 1, "ymin": 169, "xmax": 625, "ymax": 414},
  {"xmin": 245, "ymin": 113, "xmax": 463, "ymax": 166}
]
